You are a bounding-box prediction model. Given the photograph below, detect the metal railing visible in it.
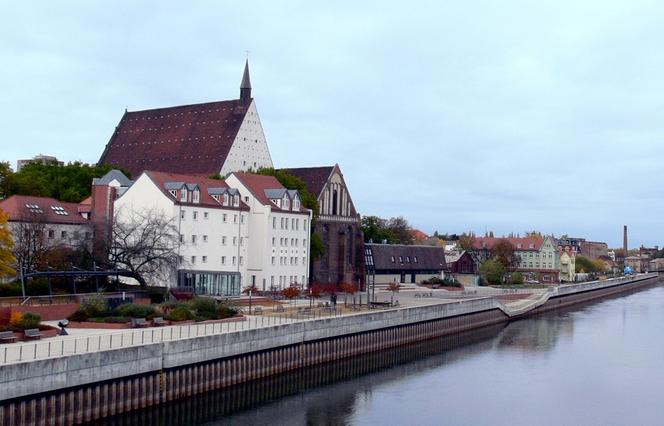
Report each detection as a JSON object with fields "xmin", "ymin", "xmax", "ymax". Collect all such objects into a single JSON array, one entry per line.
[
  {"xmin": 0, "ymin": 291, "xmax": 149, "ymax": 307},
  {"xmin": 0, "ymin": 306, "xmax": 352, "ymax": 365}
]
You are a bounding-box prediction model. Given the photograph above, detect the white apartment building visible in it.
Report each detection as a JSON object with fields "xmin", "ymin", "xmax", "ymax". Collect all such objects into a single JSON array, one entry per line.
[
  {"xmin": 112, "ymin": 171, "xmax": 249, "ymax": 296},
  {"xmin": 226, "ymin": 172, "xmax": 312, "ymax": 291}
]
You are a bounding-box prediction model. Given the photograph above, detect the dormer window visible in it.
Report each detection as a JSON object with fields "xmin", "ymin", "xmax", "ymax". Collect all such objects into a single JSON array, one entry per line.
[
  {"xmin": 293, "ymin": 198, "xmax": 300, "ymax": 210},
  {"xmin": 180, "ymin": 189, "xmax": 188, "ymax": 202},
  {"xmin": 223, "ymin": 193, "xmax": 229, "ymax": 206},
  {"xmin": 283, "ymin": 197, "xmax": 290, "ymax": 210},
  {"xmin": 233, "ymin": 195, "xmax": 239, "ymax": 207},
  {"xmin": 192, "ymin": 190, "xmax": 200, "ymax": 204}
]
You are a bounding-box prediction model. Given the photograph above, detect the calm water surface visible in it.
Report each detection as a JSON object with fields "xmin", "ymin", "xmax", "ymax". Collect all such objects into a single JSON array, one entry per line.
[{"xmin": 104, "ymin": 283, "xmax": 664, "ymax": 426}]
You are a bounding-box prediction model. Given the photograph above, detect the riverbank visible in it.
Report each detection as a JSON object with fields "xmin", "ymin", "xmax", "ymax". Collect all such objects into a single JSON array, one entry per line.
[{"xmin": 0, "ymin": 273, "xmax": 658, "ymax": 425}]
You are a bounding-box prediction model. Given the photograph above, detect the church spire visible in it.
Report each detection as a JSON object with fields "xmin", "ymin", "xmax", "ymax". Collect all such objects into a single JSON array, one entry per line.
[{"xmin": 240, "ymin": 59, "xmax": 252, "ymax": 105}]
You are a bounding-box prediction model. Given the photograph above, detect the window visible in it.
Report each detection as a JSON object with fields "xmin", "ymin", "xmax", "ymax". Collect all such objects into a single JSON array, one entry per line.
[
  {"xmin": 181, "ymin": 210, "xmax": 185, "ymax": 219},
  {"xmin": 291, "ymin": 218, "xmax": 295, "ymax": 229},
  {"xmin": 233, "ymin": 195, "xmax": 239, "ymax": 207},
  {"xmin": 233, "ymin": 236, "xmax": 237, "ymax": 246},
  {"xmin": 223, "ymin": 213, "xmax": 227, "ymax": 223},
  {"xmin": 272, "ymin": 217, "xmax": 277, "ymax": 229},
  {"xmin": 391, "ymin": 256, "xmax": 395, "ymax": 263},
  {"xmin": 179, "ymin": 234, "xmax": 184, "ymax": 243},
  {"xmin": 48, "ymin": 229, "xmax": 54, "ymax": 238},
  {"xmin": 181, "ymin": 189, "xmax": 188, "ymax": 202},
  {"xmin": 232, "ymin": 256, "xmax": 237, "ymax": 265},
  {"xmin": 191, "ymin": 256, "xmax": 196, "ymax": 264},
  {"xmin": 192, "ymin": 235, "xmax": 197, "ymax": 243},
  {"xmin": 193, "ymin": 190, "xmax": 200, "ymax": 203},
  {"xmin": 204, "ymin": 212, "xmax": 209, "ymax": 219},
  {"xmin": 293, "ymin": 199, "xmax": 300, "ymax": 210},
  {"xmin": 61, "ymin": 231, "xmax": 67, "ymax": 238},
  {"xmin": 272, "ymin": 237, "xmax": 276, "ymax": 246},
  {"xmin": 283, "ymin": 197, "xmax": 290, "ymax": 210},
  {"xmin": 221, "ymin": 256, "xmax": 226, "ymax": 265},
  {"xmin": 240, "ymin": 237, "xmax": 244, "ymax": 246},
  {"xmin": 222, "ymin": 236, "xmax": 227, "ymax": 245},
  {"xmin": 223, "ymin": 193, "xmax": 229, "ymax": 206},
  {"xmin": 399, "ymin": 256, "xmax": 403, "ymax": 263},
  {"xmin": 240, "ymin": 214, "xmax": 245, "ymax": 224},
  {"xmin": 285, "ymin": 219, "xmax": 288, "ymax": 230},
  {"xmin": 203, "ymin": 235, "xmax": 208, "ymax": 242},
  {"xmin": 303, "ymin": 238, "xmax": 307, "ymax": 247},
  {"xmin": 405, "ymin": 256, "xmax": 410, "ymax": 263},
  {"xmin": 413, "ymin": 256, "xmax": 418, "ymax": 263},
  {"xmin": 304, "ymin": 220, "xmax": 308, "ymax": 229},
  {"xmin": 169, "ymin": 190, "xmax": 177, "ymax": 197},
  {"xmin": 239, "ymin": 256, "xmax": 244, "ymax": 265},
  {"xmin": 302, "ymin": 256, "xmax": 306, "ymax": 265},
  {"xmin": 244, "ymin": 196, "xmax": 249, "ymax": 202},
  {"xmin": 234, "ymin": 214, "xmax": 238, "ymax": 224},
  {"xmin": 193, "ymin": 211, "xmax": 198, "ymax": 221},
  {"xmin": 202, "ymin": 256, "xmax": 207, "ymax": 263},
  {"xmin": 272, "ymin": 256, "xmax": 275, "ymax": 265}
]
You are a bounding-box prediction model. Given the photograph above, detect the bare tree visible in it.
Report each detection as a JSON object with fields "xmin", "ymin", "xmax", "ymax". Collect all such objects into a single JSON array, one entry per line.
[
  {"xmin": 110, "ymin": 207, "xmax": 180, "ymax": 287},
  {"xmin": 12, "ymin": 211, "xmax": 49, "ymax": 273}
]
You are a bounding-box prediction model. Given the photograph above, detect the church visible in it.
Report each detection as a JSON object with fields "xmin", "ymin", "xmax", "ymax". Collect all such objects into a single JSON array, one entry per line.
[{"xmin": 98, "ymin": 61, "xmax": 273, "ymax": 177}]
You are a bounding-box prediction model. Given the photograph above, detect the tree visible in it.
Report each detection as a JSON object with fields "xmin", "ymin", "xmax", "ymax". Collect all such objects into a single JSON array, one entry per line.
[
  {"xmin": 256, "ymin": 168, "xmax": 319, "ymax": 219},
  {"xmin": 11, "ymin": 211, "xmax": 49, "ymax": 273},
  {"xmin": 387, "ymin": 217, "xmax": 413, "ymax": 245},
  {"xmin": 387, "ymin": 282, "xmax": 401, "ymax": 305},
  {"xmin": 4, "ymin": 161, "xmax": 131, "ymax": 203},
  {"xmin": 281, "ymin": 285, "xmax": 300, "ymax": 305},
  {"xmin": 109, "ymin": 207, "xmax": 180, "ymax": 287},
  {"xmin": 510, "ymin": 272, "xmax": 524, "ymax": 285},
  {"xmin": 479, "ymin": 259, "xmax": 506, "ymax": 285},
  {"xmin": 491, "ymin": 239, "xmax": 519, "ymax": 270},
  {"xmin": 593, "ymin": 259, "xmax": 608, "ymax": 273},
  {"xmin": 576, "ymin": 256, "xmax": 599, "ymax": 273},
  {"xmin": 0, "ymin": 162, "xmax": 12, "ymax": 199},
  {"xmin": 361, "ymin": 215, "xmax": 393, "ymax": 243},
  {"xmin": 310, "ymin": 232, "xmax": 324, "ymax": 260},
  {"xmin": 458, "ymin": 234, "xmax": 476, "ymax": 251},
  {"xmin": 339, "ymin": 282, "xmax": 358, "ymax": 305},
  {"xmin": 0, "ymin": 209, "xmax": 16, "ymax": 277}
]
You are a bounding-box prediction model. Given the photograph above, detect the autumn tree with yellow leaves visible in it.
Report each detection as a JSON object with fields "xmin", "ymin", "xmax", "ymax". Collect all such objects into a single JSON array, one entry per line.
[{"xmin": 0, "ymin": 208, "xmax": 16, "ymax": 277}]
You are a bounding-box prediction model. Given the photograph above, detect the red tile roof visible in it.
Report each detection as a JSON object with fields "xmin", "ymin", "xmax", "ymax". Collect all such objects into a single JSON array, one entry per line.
[
  {"xmin": 98, "ymin": 99, "xmax": 251, "ymax": 177},
  {"xmin": 0, "ymin": 195, "xmax": 90, "ymax": 225},
  {"xmin": 284, "ymin": 166, "xmax": 334, "ymax": 198},
  {"xmin": 230, "ymin": 172, "xmax": 308, "ymax": 214},
  {"xmin": 143, "ymin": 170, "xmax": 247, "ymax": 210},
  {"xmin": 472, "ymin": 236, "xmax": 545, "ymax": 251}
]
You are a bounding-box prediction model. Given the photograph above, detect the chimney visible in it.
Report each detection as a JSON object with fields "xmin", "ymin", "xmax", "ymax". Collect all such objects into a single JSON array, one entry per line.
[{"xmin": 623, "ymin": 225, "xmax": 628, "ymax": 260}]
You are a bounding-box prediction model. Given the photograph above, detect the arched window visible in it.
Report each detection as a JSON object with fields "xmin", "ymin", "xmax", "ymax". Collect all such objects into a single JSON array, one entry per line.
[{"xmin": 332, "ymin": 189, "xmax": 338, "ymax": 215}]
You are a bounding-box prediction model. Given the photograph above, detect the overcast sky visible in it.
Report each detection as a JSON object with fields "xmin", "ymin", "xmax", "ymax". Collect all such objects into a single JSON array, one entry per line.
[{"xmin": 2, "ymin": 1, "xmax": 662, "ymax": 247}]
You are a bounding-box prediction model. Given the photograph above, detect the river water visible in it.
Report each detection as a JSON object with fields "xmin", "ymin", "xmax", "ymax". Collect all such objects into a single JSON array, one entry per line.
[{"xmin": 101, "ymin": 283, "xmax": 664, "ymax": 426}]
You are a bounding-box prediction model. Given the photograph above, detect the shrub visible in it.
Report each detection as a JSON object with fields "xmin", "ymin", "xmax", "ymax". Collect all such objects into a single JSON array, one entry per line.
[
  {"xmin": 27, "ymin": 279, "xmax": 50, "ymax": 296},
  {"xmin": 80, "ymin": 294, "xmax": 109, "ymax": 318},
  {"xmin": 165, "ymin": 307, "xmax": 195, "ymax": 322},
  {"xmin": 113, "ymin": 303, "xmax": 158, "ymax": 319},
  {"xmin": 510, "ymin": 272, "xmax": 524, "ymax": 285},
  {"xmin": 219, "ymin": 302, "xmax": 240, "ymax": 319},
  {"xmin": 160, "ymin": 300, "xmax": 188, "ymax": 312},
  {"xmin": 9, "ymin": 312, "xmax": 41, "ymax": 330},
  {"xmin": 0, "ymin": 283, "xmax": 22, "ymax": 297},
  {"xmin": 68, "ymin": 309, "xmax": 89, "ymax": 322},
  {"xmin": 188, "ymin": 297, "xmax": 220, "ymax": 321},
  {"xmin": 9, "ymin": 312, "xmax": 23, "ymax": 328}
]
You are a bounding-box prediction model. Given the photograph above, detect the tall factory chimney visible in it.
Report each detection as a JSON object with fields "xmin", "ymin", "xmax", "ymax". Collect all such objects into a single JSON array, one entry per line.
[{"xmin": 623, "ymin": 225, "xmax": 628, "ymax": 263}]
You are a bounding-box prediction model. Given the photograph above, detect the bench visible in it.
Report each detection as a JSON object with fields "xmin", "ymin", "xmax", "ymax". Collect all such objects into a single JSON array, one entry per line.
[
  {"xmin": 24, "ymin": 329, "xmax": 42, "ymax": 340},
  {"xmin": 0, "ymin": 331, "xmax": 17, "ymax": 343},
  {"xmin": 275, "ymin": 305, "xmax": 285, "ymax": 313},
  {"xmin": 253, "ymin": 306, "xmax": 263, "ymax": 315},
  {"xmin": 131, "ymin": 318, "xmax": 149, "ymax": 328},
  {"xmin": 152, "ymin": 317, "xmax": 167, "ymax": 326}
]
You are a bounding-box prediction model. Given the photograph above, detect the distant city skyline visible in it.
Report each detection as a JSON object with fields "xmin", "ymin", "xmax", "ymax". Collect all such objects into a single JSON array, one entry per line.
[{"xmin": 2, "ymin": 1, "xmax": 663, "ymax": 247}]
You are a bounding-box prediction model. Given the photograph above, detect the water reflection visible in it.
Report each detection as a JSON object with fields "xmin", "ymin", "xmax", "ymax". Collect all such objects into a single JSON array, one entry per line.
[{"xmin": 96, "ymin": 283, "xmax": 664, "ymax": 426}]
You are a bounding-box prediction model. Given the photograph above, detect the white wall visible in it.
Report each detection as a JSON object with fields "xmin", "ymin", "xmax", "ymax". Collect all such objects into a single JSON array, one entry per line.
[{"xmin": 219, "ymin": 100, "xmax": 274, "ymax": 176}]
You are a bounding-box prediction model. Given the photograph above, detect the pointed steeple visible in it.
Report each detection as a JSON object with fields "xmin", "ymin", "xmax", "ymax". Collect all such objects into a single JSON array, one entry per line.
[{"xmin": 240, "ymin": 59, "xmax": 252, "ymax": 105}]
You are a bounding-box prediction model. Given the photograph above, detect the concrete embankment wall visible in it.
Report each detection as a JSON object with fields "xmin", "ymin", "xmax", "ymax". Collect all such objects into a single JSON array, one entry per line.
[{"xmin": 0, "ymin": 274, "xmax": 659, "ymax": 425}]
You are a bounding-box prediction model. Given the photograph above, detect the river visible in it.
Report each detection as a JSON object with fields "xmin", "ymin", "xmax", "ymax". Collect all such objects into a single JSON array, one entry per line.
[{"xmin": 99, "ymin": 282, "xmax": 664, "ymax": 426}]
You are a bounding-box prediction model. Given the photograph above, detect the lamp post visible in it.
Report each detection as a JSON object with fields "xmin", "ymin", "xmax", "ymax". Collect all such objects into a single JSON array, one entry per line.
[{"xmin": 249, "ymin": 287, "xmax": 253, "ymax": 315}]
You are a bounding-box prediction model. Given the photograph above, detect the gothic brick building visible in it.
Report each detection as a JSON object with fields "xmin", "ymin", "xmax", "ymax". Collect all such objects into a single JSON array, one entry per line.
[
  {"xmin": 98, "ymin": 61, "xmax": 273, "ymax": 177},
  {"xmin": 285, "ymin": 165, "xmax": 365, "ymax": 287}
]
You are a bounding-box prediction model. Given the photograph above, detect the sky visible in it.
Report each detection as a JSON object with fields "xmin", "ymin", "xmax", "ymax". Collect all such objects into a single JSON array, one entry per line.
[{"xmin": 2, "ymin": 1, "xmax": 663, "ymax": 248}]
